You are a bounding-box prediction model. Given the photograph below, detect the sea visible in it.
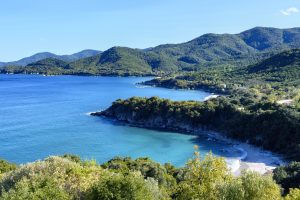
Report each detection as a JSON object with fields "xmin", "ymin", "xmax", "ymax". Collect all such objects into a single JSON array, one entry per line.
[{"xmin": 0, "ymin": 74, "xmax": 243, "ymax": 166}]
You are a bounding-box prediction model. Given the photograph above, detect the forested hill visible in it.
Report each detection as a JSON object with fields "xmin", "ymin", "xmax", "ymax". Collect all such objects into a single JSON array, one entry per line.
[
  {"xmin": 237, "ymin": 49, "xmax": 300, "ymax": 85},
  {"xmin": 144, "ymin": 49, "xmax": 300, "ymax": 100},
  {"xmin": 151, "ymin": 27, "xmax": 300, "ymax": 66},
  {"xmin": 246, "ymin": 49, "xmax": 300, "ymax": 75},
  {"xmin": 0, "ymin": 49, "xmax": 100, "ymax": 67},
  {"xmin": 2, "ymin": 27, "xmax": 300, "ymax": 76}
]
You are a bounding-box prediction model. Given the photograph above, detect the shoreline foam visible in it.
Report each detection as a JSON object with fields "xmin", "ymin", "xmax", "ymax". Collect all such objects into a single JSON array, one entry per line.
[
  {"xmin": 201, "ymin": 130, "xmax": 284, "ymax": 175},
  {"xmin": 204, "ymin": 94, "xmax": 219, "ymax": 101},
  {"xmin": 91, "ymin": 115, "xmax": 285, "ymax": 175},
  {"xmin": 233, "ymin": 142, "xmax": 284, "ymax": 175}
]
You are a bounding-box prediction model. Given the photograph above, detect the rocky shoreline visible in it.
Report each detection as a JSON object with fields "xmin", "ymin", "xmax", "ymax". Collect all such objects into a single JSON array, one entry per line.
[
  {"xmin": 90, "ymin": 109, "xmax": 210, "ymax": 136},
  {"xmin": 90, "ymin": 109, "xmax": 284, "ymax": 175}
]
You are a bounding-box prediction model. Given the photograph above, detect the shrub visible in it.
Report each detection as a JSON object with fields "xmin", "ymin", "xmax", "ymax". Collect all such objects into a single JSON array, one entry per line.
[
  {"xmin": 285, "ymin": 188, "xmax": 300, "ymax": 200},
  {"xmin": 0, "ymin": 156, "xmax": 103, "ymax": 199},
  {"xmin": 172, "ymin": 151, "xmax": 231, "ymax": 200},
  {"xmin": 0, "ymin": 176, "xmax": 71, "ymax": 200},
  {"xmin": 0, "ymin": 160, "xmax": 17, "ymax": 174},
  {"xmin": 218, "ymin": 171, "xmax": 282, "ymax": 200},
  {"xmin": 102, "ymin": 157, "xmax": 176, "ymax": 188},
  {"xmin": 273, "ymin": 162, "xmax": 300, "ymax": 193},
  {"xmin": 86, "ymin": 172, "xmax": 167, "ymax": 200}
]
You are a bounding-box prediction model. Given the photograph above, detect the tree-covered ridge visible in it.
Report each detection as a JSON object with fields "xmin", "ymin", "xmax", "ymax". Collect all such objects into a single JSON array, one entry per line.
[
  {"xmin": 144, "ymin": 49, "xmax": 300, "ymax": 104},
  {"xmin": 0, "ymin": 47, "xmax": 179, "ymax": 76},
  {"xmin": 71, "ymin": 47, "xmax": 180, "ymax": 75},
  {"xmin": 2, "ymin": 27, "xmax": 300, "ymax": 76},
  {"xmin": 1, "ymin": 152, "xmax": 298, "ymax": 200},
  {"xmin": 93, "ymin": 95, "xmax": 300, "ymax": 161},
  {"xmin": 245, "ymin": 49, "xmax": 300, "ymax": 79},
  {"xmin": 151, "ymin": 27, "xmax": 300, "ymax": 66},
  {"xmin": 0, "ymin": 50, "xmax": 101, "ymax": 67},
  {"xmin": 239, "ymin": 27, "xmax": 300, "ymax": 51}
]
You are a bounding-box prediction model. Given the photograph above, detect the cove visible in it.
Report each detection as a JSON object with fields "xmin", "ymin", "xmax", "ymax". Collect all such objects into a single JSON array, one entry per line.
[{"xmin": 0, "ymin": 74, "xmax": 243, "ymax": 166}]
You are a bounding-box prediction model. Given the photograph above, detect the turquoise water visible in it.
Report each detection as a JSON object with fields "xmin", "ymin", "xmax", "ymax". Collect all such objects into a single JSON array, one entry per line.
[{"xmin": 0, "ymin": 74, "xmax": 242, "ymax": 166}]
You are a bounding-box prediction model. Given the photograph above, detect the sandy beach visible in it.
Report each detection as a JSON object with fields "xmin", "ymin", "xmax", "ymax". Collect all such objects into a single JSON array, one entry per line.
[
  {"xmin": 205, "ymin": 131, "xmax": 284, "ymax": 175},
  {"xmin": 204, "ymin": 94, "xmax": 219, "ymax": 101},
  {"xmin": 230, "ymin": 142, "xmax": 284, "ymax": 175}
]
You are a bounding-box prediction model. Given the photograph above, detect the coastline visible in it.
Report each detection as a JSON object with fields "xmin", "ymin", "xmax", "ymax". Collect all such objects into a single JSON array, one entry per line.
[
  {"xmin": 229, "ymin": 143, "xmax": 283, "ymax": 175},
  {"xmin": 202, "ymin": 130, "xmax": 284, "ymax": 175},
  {"xmin": 91, "ymin": 114, "xmax": 284, "ymax": 175}
]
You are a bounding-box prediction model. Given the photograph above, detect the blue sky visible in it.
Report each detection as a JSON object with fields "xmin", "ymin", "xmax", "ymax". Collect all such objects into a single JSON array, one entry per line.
[{"xmin": 1, "ymin": 0, "xmax": 300, "ymax": 61}]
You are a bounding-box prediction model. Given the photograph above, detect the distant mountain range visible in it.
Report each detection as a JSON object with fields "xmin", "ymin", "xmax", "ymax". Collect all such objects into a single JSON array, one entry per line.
[
  {"xmin": 0, "ymin": 49, "xmax": 101, "ymax": 67},
  {"xmin": 1, "ymin": 27, "xmax": 300, "ymax": 75}
]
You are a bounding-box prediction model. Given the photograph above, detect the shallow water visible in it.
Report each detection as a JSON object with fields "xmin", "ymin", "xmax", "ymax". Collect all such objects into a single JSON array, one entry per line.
[{"xmin": 0, "ymin": 74, "xmax": 243, "ymax": 166}]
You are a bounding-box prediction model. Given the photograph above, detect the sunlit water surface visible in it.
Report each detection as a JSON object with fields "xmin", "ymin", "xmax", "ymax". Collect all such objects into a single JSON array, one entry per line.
[{"xmin": 0, "ymin": 74, "xmax": 242, "ymax": 165}]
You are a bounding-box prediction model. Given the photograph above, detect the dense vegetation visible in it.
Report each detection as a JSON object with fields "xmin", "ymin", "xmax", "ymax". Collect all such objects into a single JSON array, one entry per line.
[
  {"xmin": 1, "ymin": 152, "xmax": 299, "ymax": 200},
  {"xmin": 0, "ymin": 159, "xmax": 16, "ymax": 175},
  {"xmin": 144, "ymin": 49, "xmax": 300, "ymax": 107},
  {"xmin": 1, "ymin": 26, "xmax": 300, "ymax": 199},
  {"xmin": 94, "ymin": 95, "xmax": 300, "ymax": 161},
  {"xmin": 2, "ymin": 27, "xmax": 300, "ymax": 76},
  {"xmin": 274, "ymin": 162, "xmax": 300, "ymax": 193}
]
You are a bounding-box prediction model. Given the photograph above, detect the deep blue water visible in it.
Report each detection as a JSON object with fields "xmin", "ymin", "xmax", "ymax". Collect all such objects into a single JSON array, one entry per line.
[{"xmin": 0, "ymin": 74, "xmax": 242, "ymax": 166}]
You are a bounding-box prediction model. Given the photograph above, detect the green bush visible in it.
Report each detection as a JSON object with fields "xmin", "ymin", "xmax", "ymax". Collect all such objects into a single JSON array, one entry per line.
[
  {"xmin": 0, "ymin": 160, "xmax": 16, "ymax": 174},
  {"xmin": 218, "ymin": 171, "xmax": 281, "ymax": 200},
  {"xmin": 273, "ymin": 162, "xmax": 300, "ymax": 193},
  {"xmin": 172, "ymin": 152, "xmax": 230, "ymax": 200},
  {"xmin": 285, "ymin": 188, "xmax": 300, "ymax": 200},
  {"xmin": 1, "ymin": 154, "xmax": 300, "ymax": 200},
  {"xmin": 86, "ymin": 172, "xmax": 166, "ymax": 200},
  {"xmin": 1, "ymin": 176, "xmax": 71, "ymax": 200},
  {"xmin": 0, "ymin": 156, "xmax": 103, "ymax": 199},
  {"xmin": 102, "ymin": 157, "xmax": 176, "ymax": 188}
]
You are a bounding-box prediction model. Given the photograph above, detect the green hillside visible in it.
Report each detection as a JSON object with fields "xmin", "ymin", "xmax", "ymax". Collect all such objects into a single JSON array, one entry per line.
[
  {"xmin": 144, "ymin": 49, "xmax": 300, "ymax": 101},
  {"xmin": 0, "ymin": 50, "xmax": 100, "ymax": 67},
  {"xmin": 151, "ymin": 27, "xmax": 300, "ymax": 67},
  {"xmin": 1, "ymin": 58, "xmax": 71, "ymax": 75},
  {"xmin": 2, "ymin": 27, "xmax": 300, "ymax": 76},
  {"xmin": 245, "ymin": 49, "xmax": 300, "ymax": 82},
  {"xmin": 239, "ymin": 27, "xmax": 300, "ymax": 51},
  {"xmin": 232, "ymin": 49, "xmax": 300, "ymax": 88},
  {"xmin": 71, "ymin": 47, "xmax": 180, "ymax": 75},
  {"xmin": 1, "ymin": 47, "xmax": 180, "ymax": 76},
  {"xmin": 70, "ymin": 47, "xmax": 153, "ymax": 76}
]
